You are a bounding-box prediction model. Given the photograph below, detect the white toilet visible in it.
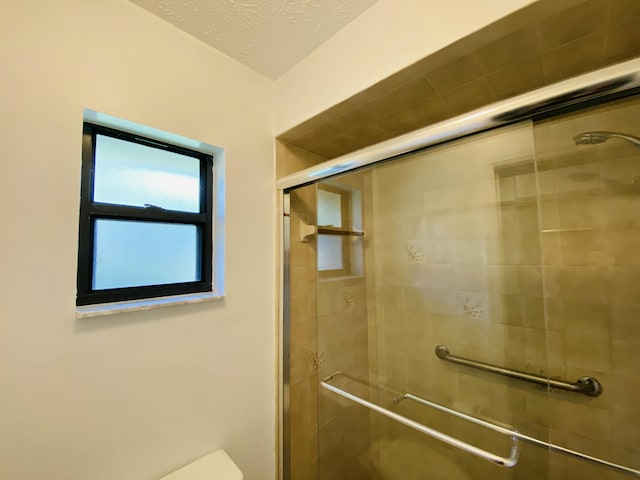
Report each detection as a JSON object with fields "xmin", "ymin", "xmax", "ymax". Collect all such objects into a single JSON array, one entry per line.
[{"xmin": 158, "ymin": 450, "xmax": 243, "ymax": 480}]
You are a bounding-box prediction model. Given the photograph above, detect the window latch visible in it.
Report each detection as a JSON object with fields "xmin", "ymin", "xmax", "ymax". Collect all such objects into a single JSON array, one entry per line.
[{"xmin": 144, "ymin": 203, "xmax": 165, "ymax": 211}]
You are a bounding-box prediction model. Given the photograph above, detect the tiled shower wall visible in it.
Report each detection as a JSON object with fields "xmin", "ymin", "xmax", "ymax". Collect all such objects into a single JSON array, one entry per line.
[
  {"xmin": 283, "ymin": 62, "xmax": 640, "ymax": 480},
  {"xmin": 365, "ymin": 95, "xmax": 640, "ymax": 480},
  {"xmin": 288, "ymin": 185, "xmax": 319, "ymax": 480},
  {"xmin": 314, "ymin": 173, "xmax": 373, "ymax": 479},
  {"xmin": 533, "ymin": 95, "xmax": 640, "ymax": 479},
  {"xmin": 288, "ymin": 173, "xmax": 374, "ymax": 480},
  {"xmin": 368, "ymin": 123, "xmax": 553, "ymax": 480}
]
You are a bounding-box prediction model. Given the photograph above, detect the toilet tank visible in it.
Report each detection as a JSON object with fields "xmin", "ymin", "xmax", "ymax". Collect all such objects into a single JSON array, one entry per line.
[{"xmin": 158, "ymin": 450, "xmax": 243, "ymax": 480}]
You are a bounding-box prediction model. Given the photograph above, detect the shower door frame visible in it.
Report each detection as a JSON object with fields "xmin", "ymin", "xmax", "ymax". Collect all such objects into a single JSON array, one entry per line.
[{"xmin": 278, "ymin": 58, "xmax": 640, "ymax": 480}]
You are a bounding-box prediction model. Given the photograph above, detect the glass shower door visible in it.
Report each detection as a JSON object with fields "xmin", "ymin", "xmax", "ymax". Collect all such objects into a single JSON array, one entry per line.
[
  {"xmin": 293, "ymin": 93, "xmax": 640, "ymax": 480},
  {"xmin": 314, "ymin": 121, "xmax": 556, "ymax": 480},
  {"xmin": 530, "ymin": 94, "xmax": 640, "ymax": 480}
]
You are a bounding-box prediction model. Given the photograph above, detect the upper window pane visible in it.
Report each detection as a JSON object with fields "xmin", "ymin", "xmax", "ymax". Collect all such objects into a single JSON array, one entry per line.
[
  {"xmin": 317, "ymin": 189, "xmax": 342, "ymax": 227},
  {"xmin": 93, "ymin": 134, "xmax": 201, "ymax": 212}
]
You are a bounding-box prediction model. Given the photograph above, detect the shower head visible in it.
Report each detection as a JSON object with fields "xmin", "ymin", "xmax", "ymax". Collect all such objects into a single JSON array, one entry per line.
[{"xmin": 573, "ymin": 131, "xmax": 640, "ymax": 147}]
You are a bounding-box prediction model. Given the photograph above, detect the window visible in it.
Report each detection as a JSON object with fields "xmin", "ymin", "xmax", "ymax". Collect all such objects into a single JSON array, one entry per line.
[
  {"xmin": 77, "ymin": 121, "xmax": 215, "ymax": 306},
  {"xmin": 316, "ymin": 184, "xmax": 363, "ymax": 277}
]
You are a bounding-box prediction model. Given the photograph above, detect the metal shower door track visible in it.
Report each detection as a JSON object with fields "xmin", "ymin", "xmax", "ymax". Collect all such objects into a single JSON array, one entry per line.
[{"xmin": 276, "ymin": 58, "xmax": 640, "ymax": 192}]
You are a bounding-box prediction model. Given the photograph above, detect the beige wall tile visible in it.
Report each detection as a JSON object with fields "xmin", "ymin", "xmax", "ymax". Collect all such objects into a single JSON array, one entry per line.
[
  {"xmin": 612, "ymin": 410, "xmax": 640, "ymax": 453},
  {"xmin": 290, "ymin": 376, "xmax": 319, "ymax": 436},
  {"xmin": 519, "ymin": 266, "xmax": 544, "ymax": 297},
  {"xmin": 604, "ymin": 195, "xmax": 640, "ymax": 230},
  {"xmin": 381, "ymin": 263, "xmax": 422, "ymax": 288},
  {"xmin": 477, "ymin": 26, "xmax": 540, "ymax": 73},
  {"xmin": 537, "ymin": 0, "xmax": 609, "ymax": 51},
  {"xmin": 558, "ymin": 401, "xmax": 612, "ymax": 442},
  {"xmin": 499, "ymin": 175, "xmax": 516, "ymax": 202},
  {"xmin": 563, "ymin": 434, "xmax": 617, "ymax": 480},
  {"xmin": 610, "ymin": 267, "xmax": 640, "ymax": 304},
  {"xmin": 564, "ymin": 332, "xmax": 610, "ymax": 373},
  {"xmin": 425, "ymin": 53, "xmax": 484, "ymax": 92},
  {"xmin": 559, "ymin": 231, "xmax": 606, "ymax": 266},
  {"xmin": 420, "ymin": 264, "xmax": 455, "ymax": 291},
  {"xmin": 501, "ymin": 234, "xmax": 541, "ymax": 265},
  {"xmin": 611, "ymin": 339, "xmax": 640, "ymax": 378},
  {"xmin": 440, "ymin": 77, "xmax": 495, "ymax": 115},
  {"xmin": 524, "ymin": 327, "xmax": 548, "ymax": 364},
  {"xmin": 521, "ymin": 296, "xmax": 546, "ymax": 329},
  {"xmin": 609, "ymin": 0, "xmax": 640, "ymax": 25},
  {"xmin": 607, "ymin": 230, "xmax": 640, "ymax": 266},
  {"xmin": 290, "ymin": 432, "xmax": 319, "ymax": 480},
  {"xmin": 562, "ymin": 300, "xmax": 610, "ymax": 336},
  {"xmin": 610, "ymin": 303, "xmax": 640, "ymax": 341},
  {"xmin": 408, "ymin": 97, "xmax": 454, "ymax": 129},
  {"xmin": 609, "ymin": 374, "xmax": 640, "ymax": 414},
  {"xmin": 290, "ymin": 265, "xmax": 314, "ymax": 297},
  {"xmin": 290, "ymin": 350, "xmax": 313, "ymax": 385},
  {"xmin": 541, "ymin": 232, "xmax": 563, "ymax": 265},
  {"xmin": 544, "ymin": 266, "xmax": 610, "ymax": 303},
  {"xmin": 544, "ymin": 297, "xmax": 565, "ymax": 332},
  {"xmin": 606, "ymin": 16, "xmax": 640, "ymax": 61},
  {"xmin": 539, "ymin": 200, "xmax": 560, "ymax": 232},
  {"xmin": 610, "ymin": 446, "xmax": 640, "ymax": 475},
  {"xmin": 542, "ymin": 31, "xmax": 608, "ymax": 83},
  {"xmin": 515, "ymin": 172, "xmax": 538, "ymax": 199},
  {"xmin": 290, "ymin": 294, "xmax": 310, "ymax": 325},
  {"xmin": 553, "ymin": 162, "xmax": 601, "ymax": 194},
  {"xmin": 290, "ymin": 318, "xmax": 311, "ymax": 355},
  {"xmin": 557, "ymin": 196, "xmax": 609, "ymax": 230},
  {"xmin": 424, "ymin": 237, "xmax": 453, "ymax": 264},
  {"xmin": 386, "ymin": 77, "xmax": 438, "ymax": 111}
]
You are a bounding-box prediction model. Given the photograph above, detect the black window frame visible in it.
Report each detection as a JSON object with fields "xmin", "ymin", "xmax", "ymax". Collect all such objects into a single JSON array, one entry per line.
[{"xmin": 76, "ymin": 123, "xmax": 213, "ymax": 306}]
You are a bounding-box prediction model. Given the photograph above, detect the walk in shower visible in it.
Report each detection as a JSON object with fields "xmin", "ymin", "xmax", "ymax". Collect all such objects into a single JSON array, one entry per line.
[{"xmin": 280, "ymin": 61, "xmax": 640, "ymax": 480}]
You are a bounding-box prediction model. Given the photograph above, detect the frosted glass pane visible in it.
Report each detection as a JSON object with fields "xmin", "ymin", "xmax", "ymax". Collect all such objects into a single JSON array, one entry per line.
[
  {"xmin": 94, "ymin": 135, "xmax": 200, "ymax": 212},
  {"xmin": 317, "ymin": 190, "xmax": 342, "ymax": 227},
  {"xmin": 318, "ymin": 235, "xmax": 343, "ymax": 271},
  {"xmin": 93, "ymin": 219, "xmax": 199, "ymax": 290}
]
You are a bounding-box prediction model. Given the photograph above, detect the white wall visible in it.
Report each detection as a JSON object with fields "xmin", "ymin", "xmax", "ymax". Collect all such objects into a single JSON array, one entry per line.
[
  {"xmin": 274, "ymin": 0, "xmax": 537, "ymax": 134},
  {"xmin": 0, "ymin": 1, "xmax": 547, "ymax": 479},
  {"xmin": 0, "ymin": 1, "xmax": 275, "ymax": 479}
]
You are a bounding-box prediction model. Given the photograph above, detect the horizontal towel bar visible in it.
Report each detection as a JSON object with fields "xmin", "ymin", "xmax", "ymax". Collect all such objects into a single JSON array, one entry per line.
[
  {"xmin": 395, "ymin": 393, "xmax": 640, "ymax": 478},
  {"xmin": 322, "ymin": 372, "xmax": 640, "ymax": 478},
  {"xmin": 317, "ymin": 226, "xmax": 365, "ymax": 237},
  {"xmin": 435, "ymin": 345, "xmax": 602, "ymax": 396},
  {"xmin": 321, "ymin": 372, "xmax": 520, "ymax": 468}
]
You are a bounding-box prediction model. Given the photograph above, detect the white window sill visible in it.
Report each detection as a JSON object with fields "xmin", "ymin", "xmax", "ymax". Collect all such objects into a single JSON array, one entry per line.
[
  {"xmin": 318, "ymin": 274, "xmax": 364, "ymax": 283},
  {"xmin": 76, "ymin": 292, "xmax": 224, "ymax": 319}
]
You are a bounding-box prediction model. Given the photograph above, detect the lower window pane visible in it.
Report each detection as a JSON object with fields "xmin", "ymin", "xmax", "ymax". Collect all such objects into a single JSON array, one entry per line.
[
  {"xmin": 93, "ymin": 219, "xmax": 200, "ymax": 290},
  {"xmin": 317, "ymin": 235, "xmax": 343, "ymax": 271}
]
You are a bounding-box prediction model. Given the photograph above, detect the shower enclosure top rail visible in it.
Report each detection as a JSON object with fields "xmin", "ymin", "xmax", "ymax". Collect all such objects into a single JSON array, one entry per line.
[
  {"xmin": 321, "ymin": 372, "xmax": 521, "ymax": 468},
  {"xmin": 435, "ymin": 345, "xmax": 602, "ymax": 397},
  {"xmin": 276, "ymin": 58, "xmax": 640, "ymax": 191}
]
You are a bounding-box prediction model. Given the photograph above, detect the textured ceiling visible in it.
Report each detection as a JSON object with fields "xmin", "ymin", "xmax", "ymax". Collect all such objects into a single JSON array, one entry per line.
[{"xmin": 130, "ymin": 0, "xmax": 377, "ymax": 79}]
